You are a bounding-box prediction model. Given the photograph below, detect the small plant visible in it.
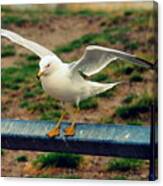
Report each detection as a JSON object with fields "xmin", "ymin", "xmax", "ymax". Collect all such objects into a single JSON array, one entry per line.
[
  {"xmin": 78, "ymin": 97, "xmax": 98, "ymax": 110},
  {"xmin": 23, "ymin": 89, "xmax": 36, "ymax": 98},
  {"xmin": 130, "ymin": 71, "xmax": 143, "ymax": 82},
  {"xmin": 32, "ymin": 174, "xmax": 80, "ymax": 179},
  {"xmin": 100, "ymin": 116, "xmax": 114, "ymax": 124},
  {"xmin": 33, "ymin": 152, "xmax": 82, "ymax": 169},
  {"xmin": 116, "ymin": 93, "xmax": 153, "ymax": 119},
  {"xmin": 91, "ymin": 73, "xmax": 108, "ymax": 82},
  {"xmin": 122, "ymin": 94, "xmax": 136, "ymax": 104},
  {"xmin": 127, "ymin": 120, "xmax": 143, "ymax": 126},
  {"xmin": 124, "ymin": 9, "xmax": 133, "ymax": 16},
  {"xmin": 107, "ymin": 158, "xmax": 143, "ymax": 171},
  {"xmin": 26, "ymin": 54, "xmax": 40, "ymax": 61},
  {"xmin": 16, "ymin": 155, "xmax": 28, "ymax": 162},
  {"xmin": 2, "ymin": 45, "xmax": 16, "ymax": 57},
  {"xmin": 110, "ymin": 176, "xmax": 127, "ymax": 180},
  {"xmin": 2, "ymin": 15, "xmax": 28, "ymax": 27},
  {"xmin": 1, "ymin": 149, "xmax": 5, "ymax": 156}
]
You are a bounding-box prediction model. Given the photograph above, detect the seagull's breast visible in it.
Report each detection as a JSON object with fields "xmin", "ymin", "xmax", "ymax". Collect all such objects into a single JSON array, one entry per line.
[{"xmin": 40, "ymin": 67, "xmax": 86, "ymax": 102}]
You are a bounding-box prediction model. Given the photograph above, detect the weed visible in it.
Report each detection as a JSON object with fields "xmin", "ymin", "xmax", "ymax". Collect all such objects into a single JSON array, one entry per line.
[
  {"xmin": 116, "ymin": 94, "xmax": 153, "ymax": 119},
  {"xmin": 33, "ymin": 152, "xmax": 82, "ymax": 169},
  {"xmin": 122, "ymin": 94, "xmax": 136, "ymax": 104},
  {"xmin": 100, "ymin": 116, "xmax": 114, "ymax": 124},
  {"xmin": 110, "ymin": 176, "xmax": 127, "ymax": 180},
  {"xmin": 2, "ymin": 45, "xmax": 16, "ymax": 57},
  {"xmin": 1, "ymin": 149, "xmax": 5, "ymax": 156},
  {"xmin": 26, "ymin": 54, "xmax": 40, "ymax": 61},
  {"xmin": 91, "ymin": 73, "xmax": 108, "ymax": 82},
  {"xmin": 130, "ymin": 71, "xmax": 143, "ymax": 82},
  {"xmin": 78, "ymin": 97, "xmax": 98, "ymax": 110},
  {"xmin": 98, "ymin": 90, "xmax": 114, "ymax": 98},
  {"xmin": 127, "ymin": 120, "xmax": 143, "ymax": 126},
  {"xmin": 107, "ymin": 158, "xmax": 143, "ymax": 171},
  {"xmin": 2, "ymin": 15, "xmax": 28, "ymax": 27},
  {"xmin": 16, "ymin": 155, "xmax": 28, "ymax": 162},
  {"xmin": 124, "ymin": 9, "xmax": 133, "ymax": 16},
  {"xmin": 32, "ymin": 174, "xmax": 80, "ymax": 179}
]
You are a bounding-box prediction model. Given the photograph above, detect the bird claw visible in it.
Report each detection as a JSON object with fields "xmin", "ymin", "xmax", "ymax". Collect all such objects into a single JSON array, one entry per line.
[
  {"xmin": 64, "ymin": 126, "xmax": 75, "ymax": 136},
  {"xmin": 47, "ymin": 127, "xmax": 60, "ymax": 138}
]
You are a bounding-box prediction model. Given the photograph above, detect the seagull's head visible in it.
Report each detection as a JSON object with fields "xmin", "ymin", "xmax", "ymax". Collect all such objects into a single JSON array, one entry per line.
[{"xmin": 37, "ymin": 55, "xmax": 61, "ymax": 79}]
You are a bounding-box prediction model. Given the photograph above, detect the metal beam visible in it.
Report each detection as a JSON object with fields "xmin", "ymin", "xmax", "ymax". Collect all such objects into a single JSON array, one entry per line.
[{"xmin": 1, "ymin": 119, "xmax": 157, "ymax": 159}]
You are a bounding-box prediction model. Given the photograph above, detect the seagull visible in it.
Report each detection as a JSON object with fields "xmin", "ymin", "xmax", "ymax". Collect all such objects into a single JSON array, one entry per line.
[{"xmin": 1, "ymin": 28, "xmax": 153, "ymax": 137}]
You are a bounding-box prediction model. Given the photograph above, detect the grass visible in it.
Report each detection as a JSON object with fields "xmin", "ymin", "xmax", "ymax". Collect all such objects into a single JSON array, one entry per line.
[
  {"xmin": 2, "ymin": 62, "xmax": 38, "ymax": 90},
  {"xmin": 26, "ymin": 54, "xmax": 40, "ymax": 61},
  {"xmin": 1, "ymin": 149, "xmax": 5, "ymax": 156},
  {"xmin": 32, "ymin": 174, "xmax": 80, "ymax": 179},
  {"xmin": 107, "ymin": 158, "xmax": 143, "ymax": 171},
  {"xmin": 110, "ymin": 176, "xmax": 127, "ymax": 180},
  {"xmin": 91, "ymin": 73, "xmax": 108, "ymax": 82},
  {"xmin": 78, "ymin": 97, "xmax": 98, "ymax": 110},
  {"xmin": 127, "ymin": 120, "xmax": 144, "ymax": 126},
  {"xmin": 33, "ymin": 152, "xmax": 82, "ymax": 169},
  {"xmin": 130, "ymin": 71, "xmax": 143, "ymax": 82},
  {"xmin": 122, "ymin": 94, "xmax": 137, "ymax": 104},
  {"xmin": 100, "ymin": 116, "xmax": 114, "ymax": 124},
  {"xmin": 2, "ymin": 15, "xmax": 29, "ymax": 27},
  {"xmin": 53, "ymin": 6, "xmax": 108, "ymax": 17},
  {"xmin": 16, "ymin": 155, "xmax": 28, "ymax": 162},
  {"xmin": 116, "ymin": 93, "xmax": 153, "ymax": 119},
  {"xmin": 54, "ymin": 26, "xmax": 131, "ymax": 55},
  {"xmin": 2, "ymin": 45, "xmax": 16, "ymax": 57}
]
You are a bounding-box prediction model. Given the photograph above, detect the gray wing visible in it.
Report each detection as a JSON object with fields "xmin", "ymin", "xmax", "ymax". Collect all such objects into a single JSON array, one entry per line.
[
  {"xmin": 1, "ymin": 28, "xmax": 55, "ymax": 59},
  {"xmin": 69, "ymin": 45, "xmax": 154, "ymax": 76}
]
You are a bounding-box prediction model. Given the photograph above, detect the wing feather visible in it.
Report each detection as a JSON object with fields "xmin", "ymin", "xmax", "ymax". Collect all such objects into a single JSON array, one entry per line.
[
  {"xmin": 1, "ymin": 29, "xmax": 55, "ymax": 59},
  {"xmin": 69, "ymin": 45, "xmax": 154, "ymax": 76}
]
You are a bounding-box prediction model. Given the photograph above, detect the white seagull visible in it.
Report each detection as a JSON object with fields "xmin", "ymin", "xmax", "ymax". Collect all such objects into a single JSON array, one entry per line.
[{"xmin": 1, "ymin": 29, "xmax": 153, "ymax": 137}]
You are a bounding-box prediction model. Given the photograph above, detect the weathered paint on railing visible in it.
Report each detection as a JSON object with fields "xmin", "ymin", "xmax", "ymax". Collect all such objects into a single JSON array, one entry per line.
[{"xmin": 1, "ymin": 119, "xmax": 157, "ymax": 159}]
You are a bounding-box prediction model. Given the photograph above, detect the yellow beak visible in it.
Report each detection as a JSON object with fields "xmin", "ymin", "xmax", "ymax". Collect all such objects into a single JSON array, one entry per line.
[{"xmin": 37, "ymin": 70, "xmax": 44, "ymax": 79}]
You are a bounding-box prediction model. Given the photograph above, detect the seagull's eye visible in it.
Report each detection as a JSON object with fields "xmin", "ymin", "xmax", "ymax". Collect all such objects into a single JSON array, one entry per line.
[{"xmin": 45, "ymin": 64, "xmax": 50, "ymax": 68}]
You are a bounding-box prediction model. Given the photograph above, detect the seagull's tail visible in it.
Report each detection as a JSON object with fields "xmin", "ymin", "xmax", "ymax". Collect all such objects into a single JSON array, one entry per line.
[{"xmin": 87, "ymin": 81, "xmax": 122, "ymax": 97}]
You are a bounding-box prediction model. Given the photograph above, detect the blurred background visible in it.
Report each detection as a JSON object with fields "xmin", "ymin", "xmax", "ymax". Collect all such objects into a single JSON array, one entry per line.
[{"xmin": 1, "ymin": 1, "xmax": 157, "ymax": 180}]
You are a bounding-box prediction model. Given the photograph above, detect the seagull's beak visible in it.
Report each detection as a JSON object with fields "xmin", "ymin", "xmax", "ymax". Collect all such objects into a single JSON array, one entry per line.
[{"xmin": 37, "ymin": 70, "xmax": 44, "ymax": 80}]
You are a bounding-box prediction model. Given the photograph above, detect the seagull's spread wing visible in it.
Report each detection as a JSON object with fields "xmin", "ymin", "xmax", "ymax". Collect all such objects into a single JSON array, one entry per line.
[
  {"xmin": 69, "ymin": 45, "xmax": 154, "ymax": 76},
  {"xmin": 1, "ymin": 29, "xmax": 55, "ymax": 59}
]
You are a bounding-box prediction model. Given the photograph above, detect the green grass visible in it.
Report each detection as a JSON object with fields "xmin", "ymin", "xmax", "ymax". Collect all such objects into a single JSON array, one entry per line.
[
  {"xmin": 2, "ymin": 15, "xmax": 28, "ymax": 27},
  {"xmin": 127, "ymin": 120, "xmax": 144, "ymax": 126},
  {"xmin": 2, "ymin": 62, "xmax": 38, "ymax": 90},
  {"xmin": 16, "ymin": 155, "xmax": 28, "ymax": 162},
  {"xmin": 110, "ymin": 176, "xmax": 127, "ymax": 180},
  {"xmin": 54, "ymin": 26, "xmax": 131, "ymax": 55},
  {"xmin": 130, "ymin": 71, "xmax": 143, "ymax": 82},
  {"xmin": 91, "ymin": 73, "xmax": 109, "ymax": 82},
  {"xmin": 107, "ymin": 158, "xmax": 143, "ymax": 171},
  {"xmin": 26, "ymin": 54, "xmax": 40, "ymax": 61},
  {"xmin": 1, "ymin": 149, "xmax": 5, "ymax": 156},
  {"xmin": 100, "ymin": 116, "xmax": 114, "ymax": 124},
  {"xmin": 116, "ymin": 93, "xmax": 153, "ymax": 119},
  {"xmin": 53, "ymin": 7, "xmax": 109, "ymax": 17},
  {"xmin": 109, "ymin": 61, "xmax": 135, "ymax": 75},
  {"xmin": 32, "ymin": 174, "xmax": 80, "ymax": 179},
  {"xmin": 122, "ymin": 94, "xmax": 137, "ymax": 104},
  {"xmin": 78, "ymin": 97, "xmax": 98, "ymax": 110},
  {"xmin": 33, "ymin": 152, "xmax": 82, "ymax": 169},
  {"xmin": 2, "ymin": 45, "xmax": 16, "ymax": 57}
]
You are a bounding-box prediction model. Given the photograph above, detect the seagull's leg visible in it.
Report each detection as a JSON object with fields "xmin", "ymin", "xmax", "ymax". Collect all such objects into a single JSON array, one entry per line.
[
  {"xmin": 64, "ymin": 107, "xmax": 80, "ymax": 136},
  {"xmin": 47, "ymin": 111, "xmax": 66, "ymax": 137}
]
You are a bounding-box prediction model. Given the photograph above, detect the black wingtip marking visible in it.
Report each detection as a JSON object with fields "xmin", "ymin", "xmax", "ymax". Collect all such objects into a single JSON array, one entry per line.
[{"xmin": 135, "ymin": 57, "xmax": 156, "ymax": 70}]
